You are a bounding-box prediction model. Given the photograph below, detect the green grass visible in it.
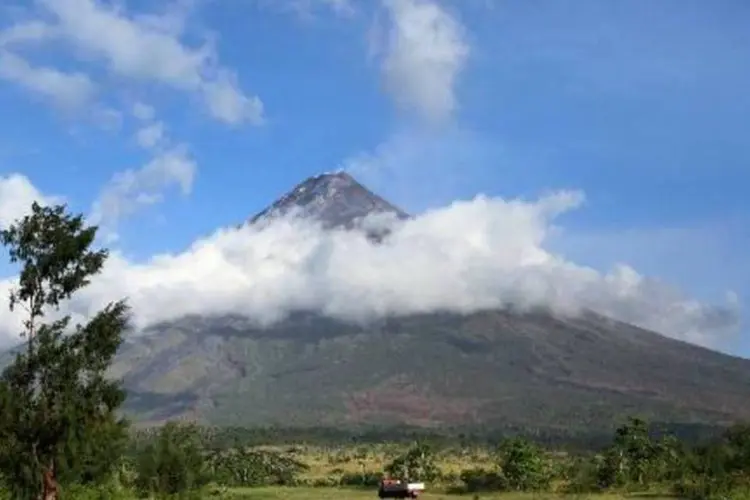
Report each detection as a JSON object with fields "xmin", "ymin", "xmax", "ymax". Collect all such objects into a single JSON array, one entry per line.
[{"xmin": 218, "ymin": 486, "xmax": 676, "ymax": 499}]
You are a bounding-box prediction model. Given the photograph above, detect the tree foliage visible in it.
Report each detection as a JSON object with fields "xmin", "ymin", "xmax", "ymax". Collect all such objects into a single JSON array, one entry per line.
[
  {"xmin": 134, "ymin": 421, "xmax": 209, "ymax": 497},
  {"xmin": 384, "ymin": 442, "xmax": 439, "ymax": 482},
  {"xmin": 0, "ymin": 202, "xmax": 130, "ymax": 499},
  {"xmin": 496, "ymin": 437, "xmax": 553, "ymax": 491},
  {"xmin": 596, "ymin": 416, "xmax": 684, "ymax": 489},
  {"xmin": 674, "ymin": 423, "xmax": 750, "ymax": 499},
  {"xmin": 206, "ymin": 447, "xmax": 309, "ymax": 487}
]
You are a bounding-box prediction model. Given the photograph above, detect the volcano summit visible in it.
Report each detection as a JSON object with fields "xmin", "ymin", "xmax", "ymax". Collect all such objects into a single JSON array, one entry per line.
[{"xmin": 249, "ymin": 171, "xmax": 409, "ymax": 230}]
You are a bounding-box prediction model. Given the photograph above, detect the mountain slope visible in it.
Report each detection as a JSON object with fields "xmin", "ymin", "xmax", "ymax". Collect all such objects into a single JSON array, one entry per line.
[
  {"xmin": 6, "ymin": 172, "xmax": 749, "ymax": 434},
  {"xmin": 106, "ymin": 172, "xmax": 750, "ymax": 432},
  {"xmin": 112, "ymin": 308, "xmax": 750, "ymax": 430}
]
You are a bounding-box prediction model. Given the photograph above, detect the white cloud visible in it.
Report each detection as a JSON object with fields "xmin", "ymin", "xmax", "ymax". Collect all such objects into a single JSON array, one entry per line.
[
  {"xmin": 255, "ymin": 0, "xmax": 355, "ymax": 18},
  {"xmin": 202, "ymin": 71, "xmax": 264, "ymax": 126},
  {"xmin": 38, "ymin": 0, "xmax": 263, "ymax": 125},
  {"xmin": 0, "ymin": 51, "xmax": 97, "ymax": 110},
  {"xmin": 135, "ymin": 122, "xmax": 166, "ymax": 149},
  {"xmin": 371, "ymin": 0, "xmax": 469, "ymax": 123},
  {"xmin": 90, "ymin": 146, "xmax": 197, "ymax": 235},
  {"xmin": 0, "ymin": 177, "xmax": 739, "ymax": 350},
  {"xmin": 0, "ymin": 0, "xmax": 264, "ymax": 125},
  {"xmin": 132, "ymin": 102, "xmax": 155, "ymax": 121},
  {"xmin": 0, "ymin": 20, "xmax": 56, "ymax": 46},
  {"xmin": 0, "ymin": 174, "xmax": 62, "ymax": 229},
  {"xmin": 320, "ymin": 0, "xmax": 355, "ymax": 16}
]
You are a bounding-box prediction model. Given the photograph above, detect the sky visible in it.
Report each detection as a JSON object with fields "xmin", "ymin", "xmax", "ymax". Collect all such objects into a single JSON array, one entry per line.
[{"xmin": 0, "ymin": 0, "xmax": 748, "ymax": 356}]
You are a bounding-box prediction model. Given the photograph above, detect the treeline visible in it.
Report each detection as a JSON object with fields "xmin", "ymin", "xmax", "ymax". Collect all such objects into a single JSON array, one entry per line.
[
  {"xmin": 138, "ymin": 418, "xmax": 746, "ymax": 499},
  {"xmin": 454, "ymin": 417, "xmax": 750, "ymax": 499},
  {"xmin": 22, "ymin": 415, "xmax": 747, "ymax": 499},
  {"xmin": 130, "ymin": 419, "xmax": 723, "ymax": 453}
]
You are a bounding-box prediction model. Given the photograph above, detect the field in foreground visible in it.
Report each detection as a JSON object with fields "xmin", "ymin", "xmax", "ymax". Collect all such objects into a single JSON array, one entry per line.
[{"xmin": 218, "ymin": 487, "xmax": 674, "ymax": 499}]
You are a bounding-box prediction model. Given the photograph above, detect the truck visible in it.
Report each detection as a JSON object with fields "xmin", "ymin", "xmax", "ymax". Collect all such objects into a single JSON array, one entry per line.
[{"xmin": 377, "ymin": 478, "xmax": 425, "ymax": 499}]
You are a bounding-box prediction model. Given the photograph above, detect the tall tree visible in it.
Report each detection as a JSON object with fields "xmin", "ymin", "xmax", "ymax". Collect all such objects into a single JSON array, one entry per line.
[{"xmin": 0, "ymin": 202, "xmax": 130, "ymax": 500}]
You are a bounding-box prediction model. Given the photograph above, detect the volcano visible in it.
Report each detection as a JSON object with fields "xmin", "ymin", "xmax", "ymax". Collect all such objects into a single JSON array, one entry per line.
[
  {"xmin": 97, "ymin": 172, "xmax": 750, "ymax": 434},
  {"xmin": 248, "ymin": 171, "xmax": 409, "ymax": 230}
]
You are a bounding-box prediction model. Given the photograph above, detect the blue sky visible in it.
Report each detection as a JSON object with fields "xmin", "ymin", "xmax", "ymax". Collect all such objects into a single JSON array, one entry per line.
[{"xmin": 0, "ymin": 0, "xmax": 748, "ymax": 354}]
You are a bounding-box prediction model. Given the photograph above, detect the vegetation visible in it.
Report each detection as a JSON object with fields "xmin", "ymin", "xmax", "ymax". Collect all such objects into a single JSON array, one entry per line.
[
  {"xmin": 1, "ymin": 203, "xmax": 750, "ymax": 499},
  {"xmin": 0, "ymin": 202, "xmax": 129, "ymax": 499},
  {"xmin": 0, "ymin": 416, "xmax": 743, "ymax": 498}
]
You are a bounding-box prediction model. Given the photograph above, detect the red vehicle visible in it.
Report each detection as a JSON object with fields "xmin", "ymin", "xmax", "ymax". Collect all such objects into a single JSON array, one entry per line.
[{"xmin": 377, "ymin": 478, "xmax": 425, "ymax": 499}]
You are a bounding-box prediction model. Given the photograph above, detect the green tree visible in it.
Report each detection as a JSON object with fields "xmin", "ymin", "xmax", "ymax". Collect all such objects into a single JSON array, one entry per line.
[
  {"xmin": 0, "ymin": 202, "xmax": 130, "ymax": 499},
  {"xmin": 723, "ymin": 423, "xmax": 750, "ymax": 471},
  {"xmin": 597, "ymin": 416, "xmax": 684, "ymax": 489},
  {"xmin": 384, "ymin": 442, "xmax": 439, "ymax": 482},
  {"xmin": 496, "ymin": 437, "xmax": 552, "ymax": 491},
  {"xmin": 674, "ymin": 422, "xmax": 750, "ymax": 499},
  {"xmin": 134, "ymin": 421, "xmax": 210, "ymax": 497}
]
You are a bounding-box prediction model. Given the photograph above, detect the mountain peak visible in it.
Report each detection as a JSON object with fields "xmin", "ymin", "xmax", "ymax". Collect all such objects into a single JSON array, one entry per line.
[{"xmin": 249, "ymin": 171, "xmax": 409, "ymax": 230}]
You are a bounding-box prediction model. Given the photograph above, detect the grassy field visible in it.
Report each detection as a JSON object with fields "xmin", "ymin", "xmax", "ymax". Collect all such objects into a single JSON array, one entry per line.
[
  {"xmin": 256, "ymin": 444, "xmax": 499, "ymax": 484},
  {"xmin": 219, "ymin": 486, "xmax": 675, "ymax": 499},
  {"xmin": 201, "ymin": 445, "xmax": 680, "ymax": 499}
]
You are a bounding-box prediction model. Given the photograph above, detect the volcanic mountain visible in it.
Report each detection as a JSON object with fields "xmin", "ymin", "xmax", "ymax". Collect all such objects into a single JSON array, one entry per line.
[
  {"xmin": 70, "ymin": 173, "xmax": 750, "ymax": 433},
  {"xmin": 248, "ymin": 170, "xmax": 409, "ymax": 229}
]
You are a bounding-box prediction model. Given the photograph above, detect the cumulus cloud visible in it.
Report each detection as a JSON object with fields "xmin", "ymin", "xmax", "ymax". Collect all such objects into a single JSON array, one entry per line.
[
  {"xmin": 135, "ymin": 122, "xmax": 166, "ymax": 150},
  {"xmin": 0, "ymin": 174, "xmax": 62, "ymax": 228},
  {"xmin": 0, "ymin": 179, "xmax": 739, "ymax": 350},
  {"xmin": 371, "ymin": 0, "xmax": 469, "ymax": 124},
  {"xmin": 0, "ymin": 51, "xmax": 97, "ymax": 110},
  {"xmin": 0, "ymin": 0, "xmax": 263, "ymax": 125}
]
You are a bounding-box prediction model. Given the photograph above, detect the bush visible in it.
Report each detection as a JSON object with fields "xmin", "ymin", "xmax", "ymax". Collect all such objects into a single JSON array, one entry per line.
[
  {"xmin": 497, "ymin": 437, "xmax": 553, "ymax": 491},
  {"xmin": 339, "ymin": 471, "xmax": 383, "ymax": 487},
  {"xmin": 134, "ymin": 421, "xmax": 210, "ymax": 497},
  {"xmin": 459, "ymin": 467, "xmax": 507, "ymax": 492},
  {"xmin": 58, "ymin": 483, "xmax": 133, "ymax": 500},
  {"xmin": 384, "ymin": 442, "xmax": 439, "ymax": 482},
  {"xmin": 311, "ymin": 477, "xmax": 339, "ymax": 488},
  {"xmin": 669, "ymin": 424, "xmax": 750, "ymax": 499},
  {"xmin": 207, "ymin": 448, "xmax": 308, "ymax": 487},
  {"xmin": 673, "ymin": 474, "xmax": 750, "ymax": 500},
  {"xmin": 441, "ymin": 471, "xmax": 459, "ymax": 484},
  {"xmin": 563, "ymin": 456, "xmax": 603, "ymax": 494}
]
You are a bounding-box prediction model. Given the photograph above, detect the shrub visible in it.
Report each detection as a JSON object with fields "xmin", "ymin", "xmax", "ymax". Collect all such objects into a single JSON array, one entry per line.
[
  {"xmin": 339, "ymin": 471, "xmax": 383, "ymax": 487},
  {"xmin": 58, "ymin": 483, "xmax": 133, "ymax": 500},
  {"xmin": 134, "ymin": 421, "xmax": 210, "ymax": 497},
  {"xmin": 384, "ymin": 442, "xmax": 439, "ymax": 482},
  {"xmin": 497, "ymin": 437, "xmax": 553, "ymax": 491},
  {"xmin": 459, "ymin": 467, "xmax": 507, "ymax": 492},
  {"xmin": 207, "ymin": 448, "xmax": 308, "ymax": 487},
  {"xmin": 563, "ymin": 456, "xmax": 603, "ymax": 494}
]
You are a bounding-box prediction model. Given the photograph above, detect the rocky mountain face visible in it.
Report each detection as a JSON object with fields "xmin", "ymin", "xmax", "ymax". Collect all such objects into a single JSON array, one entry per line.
[{"xmin": 8, "ymin": 171, "xmax": 750, "ymax": 435}]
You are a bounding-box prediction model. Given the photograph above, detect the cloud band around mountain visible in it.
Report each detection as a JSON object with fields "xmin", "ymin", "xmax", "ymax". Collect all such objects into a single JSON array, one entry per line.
[{"xmin": 0, "ymin": 174, "xmax": 739, "ymax": 350}]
